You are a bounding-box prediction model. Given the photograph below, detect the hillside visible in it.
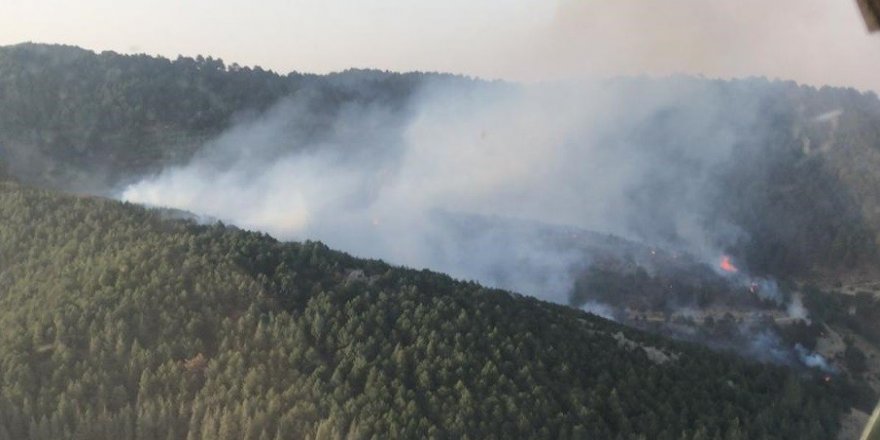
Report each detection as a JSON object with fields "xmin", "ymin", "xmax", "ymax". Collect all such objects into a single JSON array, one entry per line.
[
  {"xmin": 0, "ymin": 43, "xmax": 879, "ymax": 437},
  {"xmin": 1, "ymin": 44, "xmax": 879, "ymax": 279},
  {"xmin": 0, "ymin": 182, "xmax": 853, "ymax": 439},
  {"xmin": 0, "ymin": 43, "xmax": 445, "ymax": 191}
]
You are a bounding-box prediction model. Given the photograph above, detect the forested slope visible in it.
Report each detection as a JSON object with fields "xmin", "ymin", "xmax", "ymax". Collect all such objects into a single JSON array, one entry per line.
[
  {"xmin": 0, "ymin": 182, "xmax": 851, "ymax": 439},
  {"xmin": 2, "ymin": 43, "xmax": 880, "ymax": 277},
  {"xmin": 0, "ymin": 43, "xmax": 435, "ymax": 190}
]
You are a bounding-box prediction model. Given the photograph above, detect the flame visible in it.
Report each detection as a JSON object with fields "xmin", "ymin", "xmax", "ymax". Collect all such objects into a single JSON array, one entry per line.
[{"xmin": 719, "ymin": 255, "xmax": 738, "ymax": 273}]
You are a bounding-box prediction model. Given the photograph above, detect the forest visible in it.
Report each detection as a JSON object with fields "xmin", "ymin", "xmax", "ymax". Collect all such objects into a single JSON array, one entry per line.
[
  {"xmin": 1, "ymin": 43, "xmax": 880, "ymax": 439},
  {"xmin": 1, "ymin": 43, "xmax": 879, "ymax": 277},
  {"xmin": 0, "ymin": 43, "xmax": 447, "ymax": 191},
  {"xmin": 0, "ymin": 182, "xmax": 854, "ymax": 439}
]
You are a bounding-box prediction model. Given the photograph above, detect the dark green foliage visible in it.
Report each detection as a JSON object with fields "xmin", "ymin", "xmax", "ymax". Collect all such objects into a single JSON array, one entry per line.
[
  {"xmin": 778, "ymin": 322, "xmax": 824, "ymax": 352},
  {"xmin": 0, "ymin": 43, "xmax": 436, "ymax": 191},
  {"xmin": 802, "ymin": 287, "xmax": 880, "ymax": 347},
  {"xmin": 717, "ymin": 125, "xmax": 879, "ymax": 276},
  {"xmin": 608, "ymin": 77, "xmax": 880, "ymax": 276},
  {"xmin": 844, "ymin": 345, "xmax": 868, "ymax": 375},
  {"xmin": 0, "ymin": 182, "xmax": 849, "ymax": 439},
  {"xmin": 570, "ymin": 266, "xmax": 775, "ymax": 313},
  {"xmin": 0, "ymin": 44, "xmax": 289, "ymax": 188}
]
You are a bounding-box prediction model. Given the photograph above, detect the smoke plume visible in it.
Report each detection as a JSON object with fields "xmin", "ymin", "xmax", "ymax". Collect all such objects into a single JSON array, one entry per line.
[
  {"xmin": 122, "ymin": 77, "xmax": 767, "ymax": 303},
  {"xmin": 119, "ymin": 75, "xmax": 849, "ymax": 372},
  {"xmin": 795, "ymin": 344, "xmax": 836, "ymax": 373}
]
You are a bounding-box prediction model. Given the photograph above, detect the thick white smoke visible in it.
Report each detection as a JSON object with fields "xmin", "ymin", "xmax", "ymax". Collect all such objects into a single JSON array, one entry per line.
[
  {"xmin": 121, "ymin": 77, "xmax": 761, "ymax": 303},
  {"xmin": 787, "ymin": 294, "xmax": 811, "ymax": 323}
]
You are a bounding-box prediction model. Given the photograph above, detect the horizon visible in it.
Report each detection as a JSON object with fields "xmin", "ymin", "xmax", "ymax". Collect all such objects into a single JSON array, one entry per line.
[{"xmin": 2, "ymin": 0, "xmax": 880, "ymax": 92}]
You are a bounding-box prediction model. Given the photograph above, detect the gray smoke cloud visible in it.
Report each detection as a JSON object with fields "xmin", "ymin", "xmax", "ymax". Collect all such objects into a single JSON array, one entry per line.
[
  {"xmin": 118, "ymin": 75, "xmax": 844, "ymax": 372},
  {"xmin": 787, "ymin": 294, "xmax": 811, "ymax": 323},
  {"xmin": 580, "ymin": 301, "xmax": 618, "ymax": 321},
  {"xmin": 121, "ymin": 77, "xmax": 764, "ymax": 303},
  {"xmin": 795, "ymin": 344, "xmax": 836, "ymax": 373}
]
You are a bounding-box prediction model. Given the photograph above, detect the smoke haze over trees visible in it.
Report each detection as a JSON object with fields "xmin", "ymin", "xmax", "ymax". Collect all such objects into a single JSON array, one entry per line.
[
  {"xmin": 0, "ymin": 181, "xmax": 852, "ymax": 439},
  {"xmin": 114, "ymin": 54, "xmax": 880, "ymax": 288},
  {"xmin": 2, "ymin": 41, "xmax": 880, "ymax": 438},
  {"xmin": 1, "ymin": 44, "xmax": 876, "ymax": 288},
  {"xmin": 2, "ymin": 43, "xmax": 879, "ymax": 327}
]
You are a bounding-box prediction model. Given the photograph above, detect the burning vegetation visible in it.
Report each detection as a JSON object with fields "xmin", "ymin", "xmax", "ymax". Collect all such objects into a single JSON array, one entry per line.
[{"xmin": 720, "ymin": 255, "xmax": 738, "ymax": 273}]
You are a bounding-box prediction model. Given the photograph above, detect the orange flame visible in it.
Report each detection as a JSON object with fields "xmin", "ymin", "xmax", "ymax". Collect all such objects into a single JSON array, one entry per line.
[{"xmin": 719, "ymin": 255, "xmax": 738, "ymax": 273}]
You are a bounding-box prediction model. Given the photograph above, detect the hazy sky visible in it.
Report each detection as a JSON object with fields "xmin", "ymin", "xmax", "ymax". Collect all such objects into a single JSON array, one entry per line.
[{"xmin": 2, "ymin": 0, "xmax": 880, "ymax": 90}]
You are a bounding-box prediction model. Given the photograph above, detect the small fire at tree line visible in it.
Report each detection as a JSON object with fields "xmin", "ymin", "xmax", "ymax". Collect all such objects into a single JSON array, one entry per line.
[{"xmin": 719, "ymin": 255, "xmax": 738, "ymax": 273}]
